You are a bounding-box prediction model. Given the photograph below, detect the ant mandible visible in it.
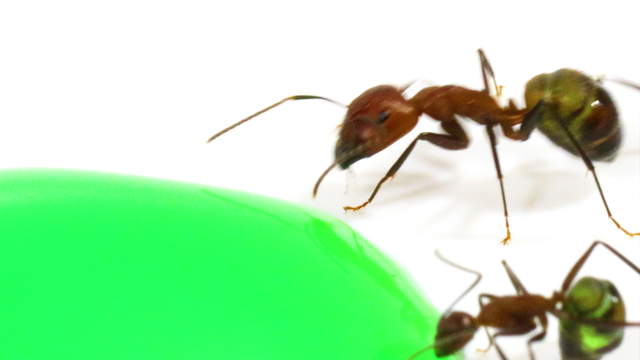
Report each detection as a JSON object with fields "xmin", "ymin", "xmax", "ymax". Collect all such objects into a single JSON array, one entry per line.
[
  {"xmin": 407, "ymin": 241, "xmax": 640, "ymax": 360},
  {"xmin": 207, "ymin": 49, "xmax": 639, "ymax": 244}
]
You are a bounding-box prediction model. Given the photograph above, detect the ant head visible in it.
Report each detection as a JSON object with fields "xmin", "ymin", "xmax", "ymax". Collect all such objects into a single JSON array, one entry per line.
[
  {"xmin": 434, "ymin": 311, "xmax": 478, "ymax": 357},
  {"xmin": 334, "ymin": 85, "xmax": 418, "ymax": 169}
]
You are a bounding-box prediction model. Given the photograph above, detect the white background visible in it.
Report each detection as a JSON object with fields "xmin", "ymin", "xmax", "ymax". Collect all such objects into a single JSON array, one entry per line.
[{"xmin": 1, "ymin": 1, "xmax": 639, "ymax": 359}]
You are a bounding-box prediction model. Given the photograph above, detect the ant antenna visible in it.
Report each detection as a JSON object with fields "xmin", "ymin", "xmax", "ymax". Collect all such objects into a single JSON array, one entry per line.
[
  {"xmin": 207, "ymin": 95, "xmax": 345, "ymax": 143},
  {"xmin": 312, "ymin": 162, "xmax": 337, "ymax": 198},
  {"xmin": 407, "ymin": 328, "xmax": 479, "ymax": 360},
  {"xmin": 406, "ymin": 343, "xmax": 435, "ymax": 360},
  {"xmin": 435, "ymin": 250, "xmax": 482, "ymax": 315},
  {"xmin": 312, "ymin": 140, "xmax": 374, "ymax": 198}
]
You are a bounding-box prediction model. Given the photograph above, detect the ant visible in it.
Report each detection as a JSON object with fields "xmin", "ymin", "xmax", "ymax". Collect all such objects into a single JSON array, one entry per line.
[
  {"xmin": 207, "ymin": 49, "xmax": 639, "ymax": 244},
  {"xmin": 407, "ymin": 241, "xmax": 640, "ymax": 360}
]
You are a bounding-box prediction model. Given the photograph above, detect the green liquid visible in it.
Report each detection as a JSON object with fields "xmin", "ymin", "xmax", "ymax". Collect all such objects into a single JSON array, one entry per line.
[{"xmin": 0, "ymin": 169, "xmax": 454, "ymax": 360}]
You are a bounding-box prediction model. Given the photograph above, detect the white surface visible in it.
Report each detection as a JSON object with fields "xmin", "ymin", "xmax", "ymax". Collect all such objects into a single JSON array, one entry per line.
[{"xmin": 1, "ymin": 1, "xmax": 639, "ymax": 359}]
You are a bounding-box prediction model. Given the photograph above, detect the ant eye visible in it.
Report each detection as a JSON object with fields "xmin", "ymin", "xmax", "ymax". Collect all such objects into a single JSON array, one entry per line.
[{"xmin": 377, "ymin": 111, "xmax": 390, "ymax": 124}]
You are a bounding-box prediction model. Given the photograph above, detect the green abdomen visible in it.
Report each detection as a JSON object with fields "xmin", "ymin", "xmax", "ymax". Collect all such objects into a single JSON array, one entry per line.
[
  {"xmin": 560, "ymin": 277, "xmax": 625, "ymax": 360},
  {"xmin": 525, "ymin": 69, "xmax": 622, "ymax": 161}
]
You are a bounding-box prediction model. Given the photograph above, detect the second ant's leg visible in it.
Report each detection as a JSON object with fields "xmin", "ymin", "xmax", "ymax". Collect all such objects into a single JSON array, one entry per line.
[
  {"xmin": 477, "ymin": 294, "xmax": 498, "ymax": 354},
  {"xmin": 478, "ymin": 51, "xmax": 528, "ymax": 245},
  {"xmin": 501, "ymin": 100, "xmax": 547, "ymax": 141},
  {"xmin": 555, "ymin": 120, "xmax": 640, "ymax": 237},
  {"xmin": 525, "ymin": 315, "xmax": 548, "ymax": 360},
  {"xmin": 478, "ymin": 327, "xmax": 508, "ymax": 360},
  {"xmin": 500, "ymin": 260, "xmax": 528, "ymax": 295},
  {"xmin": 561, "ymin": 240, "xmax": 640, "ymax": 292},
  {"xmin": 477, "ymin": 293, "xmax": 536, "ymax": 358},
  {"xmin": 493, "ymin": 341, "xmax": 509, "ymax": 360},
  {"xmin": 483, "ymin": 326, "xmax": 536, "ymax": 360},
  {"xmin": 478, "ymin": 49, "xmax": 501, "ymax": 97},
  {"xmin": 343, "ymin": 120, "xmax": 468, "ymax": 211},
  {"xmin": 486, "ymin": 124, "xmax": 512, "ymax": 245}
]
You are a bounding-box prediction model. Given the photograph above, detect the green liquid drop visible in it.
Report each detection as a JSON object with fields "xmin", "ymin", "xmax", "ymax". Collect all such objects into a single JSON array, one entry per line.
[{"xmin": 0, "ymin": 169, "xmax": 455, "ymax": 360}]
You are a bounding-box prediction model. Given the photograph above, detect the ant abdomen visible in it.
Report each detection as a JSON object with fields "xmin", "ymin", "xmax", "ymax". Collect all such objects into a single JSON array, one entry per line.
[
  {"xmin": 560, "ymin": 277, "xmax": 625, "ymax": 360},
  {"xmin": 524, "ymin": 69, "xmax": 622, "ymax": 161}
]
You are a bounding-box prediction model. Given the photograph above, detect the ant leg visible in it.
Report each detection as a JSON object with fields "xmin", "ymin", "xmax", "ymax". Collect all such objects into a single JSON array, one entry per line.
[
  {"xmin": 478, "ymin": 50, "xmax": 535, "ymax": 245},
  {"xmin": 485, "ymin": 124, "xmax": 512, "ymax": 245},
  {"xmin": 561, "ymin": 240, "xmax": 640, "ymax": 292},
  {"xmin": 343, "ymin": 119, "xmax": 468, "ymax": 211},
  {"xmin": 500, "ymin": 260, "xmax": 528, "ymax": 295},
  {"xmin": 478, "ymin": 294, "xmax": 538, "ymax": 358},
  {"xmin": 478, "ymin": 327, "xmax": 508, "ymax": 360},
  {"xmin": 483, "ymin": 326, "xmax": 536, "ymax": 359},
  {"xmin": 493, "ymin": 341, "xmax": 509, "ymax": 360},
  {"xmin": 424, "ymin": 119, "xmax": 469, "ymax": 149},
  {"xmin": 554, "ymin": 119, "xmax": 640, "ymax": 237},
  {"xmin": 478, "ymin": 49, "xmax": 501, "ymax": 97},
  {"xmin": 501, "ymin": 100, "xmax": 546, "ymax": 141},
  {"xmin": 525, "ymin": 314, "xmax": 548, "ymax": 360},
  {"xmin": 605, "ymin": 78, "xmax": 640, "ymax": 91},
  {"xmin": 476, "ymin": 294, "xmax": 498, "ymax": 353},
  {"xmin": 478, "ymin": 327, "xmax": 496, "ymax": 354}
]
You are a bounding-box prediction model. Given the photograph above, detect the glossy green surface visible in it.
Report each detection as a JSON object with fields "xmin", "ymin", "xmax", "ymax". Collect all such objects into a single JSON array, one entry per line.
[
  {"xmin": 0, "ymin": 169, "xmax": 452, "ymax": 360},
  {"xmin": 523, "ymin": 69, "xmax": 621, "ymax": 161},
  {"xmin": 560, "ymin": 277, "xmax": 625, "ymax": 360}
]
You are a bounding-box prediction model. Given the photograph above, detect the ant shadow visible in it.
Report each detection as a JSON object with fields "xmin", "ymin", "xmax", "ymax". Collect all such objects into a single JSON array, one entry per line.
[{"xmin": 316, "ymin": 148, "xmax": 596, "ymax": 238}]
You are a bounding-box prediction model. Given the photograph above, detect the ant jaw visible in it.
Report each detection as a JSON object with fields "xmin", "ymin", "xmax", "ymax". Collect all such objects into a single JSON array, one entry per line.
[
  {"xmin": 334, "ymin": 139, "xmax": 370, "ymax": 169},
  {"xmin": 336, "ymin": 154, "xmax": 365, "ymax": 169}
]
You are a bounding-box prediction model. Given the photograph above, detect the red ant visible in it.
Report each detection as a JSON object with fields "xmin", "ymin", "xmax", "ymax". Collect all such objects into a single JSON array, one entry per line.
[
  {"xmin": 407, "ymin": 241, "xmax": 640, "ymax": 360},
  {"xmin": 207, "ymin": 49, "xmax": 639, "ymax": 244}
]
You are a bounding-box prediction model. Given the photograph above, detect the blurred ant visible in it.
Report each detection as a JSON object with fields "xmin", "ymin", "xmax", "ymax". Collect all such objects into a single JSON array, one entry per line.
[
  {"xmin": 407, "ymin": 241, "xmax": 640, "ymax": 360},
  {"xmin": 207, "ymin": 50, "xmax": 639, "ymax": 244}
]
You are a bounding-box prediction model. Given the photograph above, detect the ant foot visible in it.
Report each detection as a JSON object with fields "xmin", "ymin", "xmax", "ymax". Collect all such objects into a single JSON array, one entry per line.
[
  {"xmin": 343, "ymin": 202, "xmax": 369, "ymax": 212},
  {"xmin": 610, "ymin": 217, "xmax": 640, "ymax": 237},
  {"xmin": 500, "ymin": 233, "xmax": 511, "ymax": 246}
]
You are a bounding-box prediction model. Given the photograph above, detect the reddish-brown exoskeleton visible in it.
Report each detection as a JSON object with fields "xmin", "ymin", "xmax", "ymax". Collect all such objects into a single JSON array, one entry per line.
[
  {"xmin": 408, "ymin": 241, "xmax": 640, "ymax": 360},
  {"xmin": 207, "ymin": 49, "xmax": 639, "ymax": 244}
]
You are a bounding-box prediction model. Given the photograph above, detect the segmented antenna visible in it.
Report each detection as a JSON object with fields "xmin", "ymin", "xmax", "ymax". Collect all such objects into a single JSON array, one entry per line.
[
  {"xmin": 435, "ymin": 250, "xmax": 482, "ymax": 316},
  {"xmin": 207, "ymin": 95, "xmax": 345, "ymax": 143},
  {"xmin": 407, "ymin": 328, "xmax": 479, "ymax": 360}
]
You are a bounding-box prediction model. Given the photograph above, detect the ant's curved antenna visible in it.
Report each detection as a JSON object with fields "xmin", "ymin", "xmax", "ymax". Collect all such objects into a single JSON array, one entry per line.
[
  {"xmin": 435, "ymin": 250, "xmax": 482, "ymax": 316},
  {"xmin": 312, "ymin": 140, "xmax": 376, "ymax": 198},
  {"xmin": 207, "ymin": 95, "xmax": 345, "ymax": 143},
  {"xmin": 407, "ymin": 328, "xmax": 478, "ymax": 360},
  {"xmin": 312, "ymin": 162, "xmax": 337, "ymax": 198}
]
